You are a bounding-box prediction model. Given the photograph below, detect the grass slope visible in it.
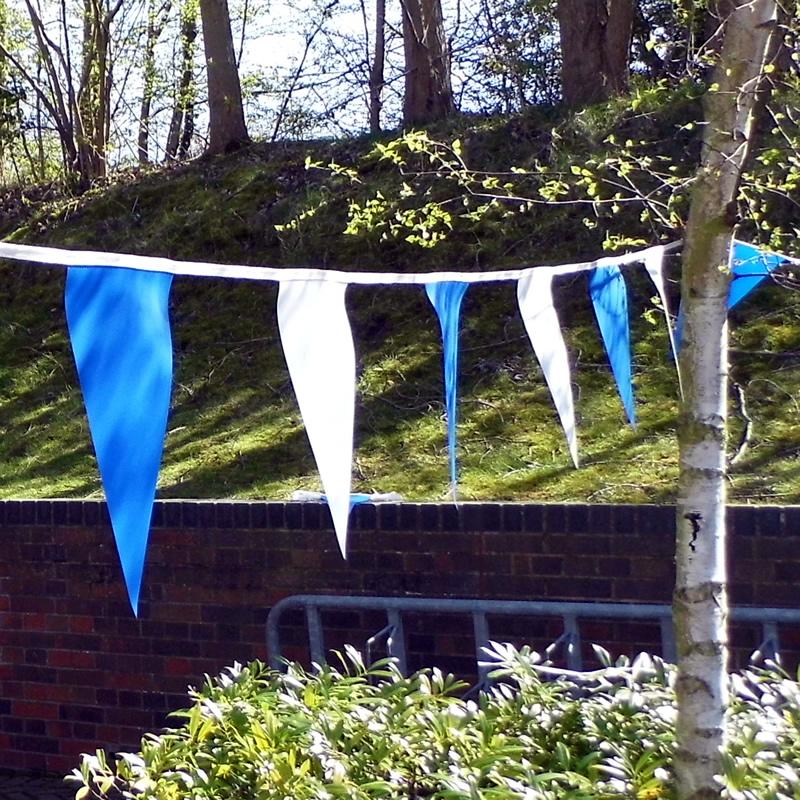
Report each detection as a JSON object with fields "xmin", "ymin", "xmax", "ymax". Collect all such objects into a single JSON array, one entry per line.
[{"xmin": 1, "ymin": 108, "xmax": 799, "ymax": 504}]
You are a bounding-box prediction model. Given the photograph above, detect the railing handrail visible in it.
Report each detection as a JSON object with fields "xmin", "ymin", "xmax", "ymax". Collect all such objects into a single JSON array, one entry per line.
[{"xmin": 266, "ymin": 594, "xmax": 800, "ymax": 673}]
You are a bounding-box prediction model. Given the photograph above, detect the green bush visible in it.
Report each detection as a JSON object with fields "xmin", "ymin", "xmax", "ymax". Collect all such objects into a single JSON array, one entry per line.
[{"xmin": 70, "ymin": 644, "xmax": 800, "ymax": 800}]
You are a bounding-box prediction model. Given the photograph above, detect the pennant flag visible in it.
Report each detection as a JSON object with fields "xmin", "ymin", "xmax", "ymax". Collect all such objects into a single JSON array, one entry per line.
[
  {"xmin": 425, "ymin": 281, "xmax": 469, "ymax": 497},
  {"xmin": 642, "ymin": 247, "xmax": 682, "ymax": 396},
  {"xmin": 589, "ymin": 262, "xmax": 635, "ymax": 425},
  {"xmin": 729, "ymin": 240, "xmax": 785, "ymax": 310},
  {"xmin": 517, "ymin": 268, "xmax": 578, "ymax": 467},
  {"xmin": 65, "ymin": 267, "xmax": 173, "ymax": 615},
  {"xmin": 675, "ymin": 240, "xmax": 786, "ymax": 350},
  {"xmin": 278, "ymin": 280, "xmax": 356, "ymax": 556}
]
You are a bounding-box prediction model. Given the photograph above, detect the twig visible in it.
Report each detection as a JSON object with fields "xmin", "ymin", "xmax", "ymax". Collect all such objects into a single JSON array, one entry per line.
[{"xmin": 729, "ymin": 382, "xmax": 752, "ymax": 466}]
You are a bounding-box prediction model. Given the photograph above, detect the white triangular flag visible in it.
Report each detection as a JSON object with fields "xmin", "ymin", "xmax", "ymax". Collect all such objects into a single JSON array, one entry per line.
[
  {"xmin": 277, "ymin": 280, "xmax": 355, "ymax": 556},
  {"xmin": 642, "ymin": 246, "xmax": 682, "ymax": 397},
  {"xmin": 517, "ymin": 267, "xmax": 578, "ymax": 467}
]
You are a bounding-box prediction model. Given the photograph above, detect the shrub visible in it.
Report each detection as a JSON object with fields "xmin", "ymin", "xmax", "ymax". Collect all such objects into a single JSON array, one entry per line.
[{"xmin": 70, "ymin": 644, "xmax": 800, "ymax": 800}]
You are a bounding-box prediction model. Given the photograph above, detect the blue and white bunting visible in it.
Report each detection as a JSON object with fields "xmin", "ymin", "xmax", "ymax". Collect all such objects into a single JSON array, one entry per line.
[
  {"xmin": 517, "ymin": 267, "xmax": 578, "ymax": 466},
  {"xmin": 729, "ymin": 240, "xmax": 785, "ymax": 310},
  {"xmin": 1, "ymin": 237, "xmax": 795, "ymax": 611},
  {"xmin": 589, "ymin": 261, "xmax": 635, "ymax": 426},
  {"xmin": 65, "ymin": 267, "xmax": 174, "ymax": 615},
  {"xmin": 641, "ymin": 246, "xmax": 682, "ymax": 395},
  {"xmin": 277, "ymin": 280, "xmax": 356, "ymax": 556},
  {"xmin": 675, "ymin": 240, "xmax": 787, "ymax": 351},
  {"xmin": 425, "ymin": 281, "xmax": 470, "ymax": 498}
]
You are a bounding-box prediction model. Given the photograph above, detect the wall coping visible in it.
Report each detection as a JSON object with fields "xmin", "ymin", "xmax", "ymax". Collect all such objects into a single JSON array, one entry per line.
[{"xmin": 0, "ymin": 499, "xmax": 796, "ymax": 536}]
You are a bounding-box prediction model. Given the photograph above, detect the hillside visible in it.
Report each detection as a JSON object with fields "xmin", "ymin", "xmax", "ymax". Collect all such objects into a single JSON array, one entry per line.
[{"xmin": 2, "ymin": 95, "xmax": 800, "ymax": 505}]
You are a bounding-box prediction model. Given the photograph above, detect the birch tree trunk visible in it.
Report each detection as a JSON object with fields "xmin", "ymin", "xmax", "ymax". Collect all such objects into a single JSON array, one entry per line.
[{"xmin": 674, "ymin": 2, "xmax": 776, "ymax": 798}]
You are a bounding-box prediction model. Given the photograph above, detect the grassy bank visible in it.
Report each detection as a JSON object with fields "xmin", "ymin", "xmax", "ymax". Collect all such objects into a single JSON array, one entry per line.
[{"xmin": 2, "ymin": 98, "xmax": 799, "ymax": 504}]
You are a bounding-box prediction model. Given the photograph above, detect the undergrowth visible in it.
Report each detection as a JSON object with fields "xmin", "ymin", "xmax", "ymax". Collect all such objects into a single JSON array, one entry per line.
[{"xmin": 70, "ymin": 645, "xmax": 800, "ymax": 800}]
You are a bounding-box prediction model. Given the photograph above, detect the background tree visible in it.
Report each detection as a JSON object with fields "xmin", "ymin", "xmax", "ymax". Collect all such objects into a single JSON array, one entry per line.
[
  {"xmin": 77, "ymin": 0, "xmax": 125, "ymax": 180},
  {"xmin": 0, "ymin": 0, "xmax": 19, "ymax": 179},
  {"xmin": 138, "ymin": 0, "xmax": 173, "ymax": 164},
  {"xmin": 165, "ymin": 0, "xmax": 199, "ymax": 160},
  {"xmin": 401, "ymin": 0, "xmax": 454, "ymax": 125},
  {"xmin": 369, "ymin": 0, "xmax": 386, "ymax": 132},
  {"xmin": 0, "ymin": 0, "xmax": 138, "ymax": 186},
  {"xmin": 674, "ymin": 1, "xmax": 777, "ymax": 798},
  {"xmin": 198, "ymin": 0, "xmax": 249, "ymax": 154},
  {"xmin": 556, "ymin": 0, "xmax": 635, "ymax": 107}
]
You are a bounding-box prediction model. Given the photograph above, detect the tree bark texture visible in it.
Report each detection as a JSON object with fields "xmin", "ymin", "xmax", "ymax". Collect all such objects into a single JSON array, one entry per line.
[
  {"xmin": 165, "ymin": 0, "xmax": 197, "ymax": 161},
  {"xmin": 138, "ymin": 0, "xmax": 171, "ymax": 164},
  {"xmin": 401, "ymin": 0, "xmax": 454, "ymax": 126},
  {"xmin": 556, "ymin": 0, "xmax": 634, "ymax": 107},
  {"xmin": 369, "ymin": 0, "xmax": 386, "ymax": 133},
  {"xmin": 77, "ymin": 0, "xmax": 122, "ymax": 182},
  {"xmin": 198, "ymin": 0, "xmax": 249, "ymax": 154},
  {"xmin": 674, "ymin": 2, "xmax": 776, "ymax": 799}
]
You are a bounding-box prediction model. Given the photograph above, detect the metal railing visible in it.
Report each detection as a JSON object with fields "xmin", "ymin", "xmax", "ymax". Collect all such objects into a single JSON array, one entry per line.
[{"xmin": 266, "ymin": 594, "xmax": 800, "ymax": 677}]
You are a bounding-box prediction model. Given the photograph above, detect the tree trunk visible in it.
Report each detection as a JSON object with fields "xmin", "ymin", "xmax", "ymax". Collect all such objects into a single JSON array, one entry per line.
[
  {"xmin": 0, "ymin": 0, "xmax": 13, "ymax": 161},
  {"xmin": 138, "ymin": 0, "xmax": 171, "ymax": 164},
  {"xmin": 198, "ymin": 0, "xmax": 249, "ymax": 155},
  {"xmin": 75, "ymin": 0, "xmax": 122, "ymax": 184},
  {"xmin": 78, "ymin": 0, "xmax": 109, "ymax": 181},
  {"xmin": 674, "ymin": 2, "xmax": 776, "ymax": 799},
  {"xmin": 178, "ymin": 97, "xmax": 195, "ymax": 157},
  {"xmin": 401, "ymin": 0, "xmax": 454, "ymax": 126},
  {"xmin": 165, "ymin": 0, "xmax": 197, "ymax": 162},
  {"xmin": 556, "ymin": 0, "xmax": 634, "ymax": 107},
  {"xmin": 369, "ymin": 0, "xmax": 385, "ymax": 134}
]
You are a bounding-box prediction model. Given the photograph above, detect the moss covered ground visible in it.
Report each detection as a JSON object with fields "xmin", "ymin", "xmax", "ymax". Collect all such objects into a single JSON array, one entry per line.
[{"xmin": 1, "ymin": 100, "xmax": 799, "ymax": 504}]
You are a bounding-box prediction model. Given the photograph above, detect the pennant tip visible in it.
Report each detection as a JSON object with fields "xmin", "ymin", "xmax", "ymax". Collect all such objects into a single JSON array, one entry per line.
[{"xmin": 329, "ymin": 509, "xmax": 352, "ymax": 559}]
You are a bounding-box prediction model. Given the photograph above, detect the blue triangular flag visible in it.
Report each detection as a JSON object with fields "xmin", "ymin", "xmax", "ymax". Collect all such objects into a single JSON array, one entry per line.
[
  {"xmin": 425, "ymin": 281, "xmax": 469, "ymax": 496},
  {"xmin": 675, "ymin": 241, "xmax": 786, "ymax": 350},
  {"xmin": 65, "ymin": 267, "xmax": 173, "ymax": 615},
  {"xmin": 589, "ymin": 264, "xmax": 635, "ymax": 425},
  {"xmin": 729, "ymin": 240, "xmax": 785, "ymax": 310}
]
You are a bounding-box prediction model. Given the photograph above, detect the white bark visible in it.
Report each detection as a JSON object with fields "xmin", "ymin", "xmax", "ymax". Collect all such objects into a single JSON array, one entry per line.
[{"xmin": 674, "ymin": 2, "xmax": 777, "ymax": 799}]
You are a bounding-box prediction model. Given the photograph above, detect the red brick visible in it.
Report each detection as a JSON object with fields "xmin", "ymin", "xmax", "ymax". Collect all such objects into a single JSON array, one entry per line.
[
  {"xmin": 531, "ymin": 556, "xmax": 563, "ymax": 576},
  {"xmin": 48, "ymin": 650, "xmax": 96, "ymax": 669},
  {"xmin": 69, "ymin": 616, "xmax": 95, "ymax": 634},
  {"xmin": 45, "ymin": 754, "xmax": 76, "ymax": 773},
  {"xmin": 12, "ymin": 701, "xmax": 59, "ymax": 720},
  {"xmin": 164, "ymin": 657, "xmax": 194, "ymax": 676},
  {"xmin": 631, "ymin": 558, "xmax": 674, "ymax": 581}
]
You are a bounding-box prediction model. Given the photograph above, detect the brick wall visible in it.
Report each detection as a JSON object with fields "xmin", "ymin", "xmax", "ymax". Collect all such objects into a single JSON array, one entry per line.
[{"xmin": 0, "ymin": 500, "xmax": 799, "ymax": 774}]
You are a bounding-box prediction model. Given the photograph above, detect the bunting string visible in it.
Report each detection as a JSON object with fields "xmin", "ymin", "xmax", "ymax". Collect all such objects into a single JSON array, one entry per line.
[{"xmin": 0, "ymin": 240, "xmax": 671, "ymax": 283}]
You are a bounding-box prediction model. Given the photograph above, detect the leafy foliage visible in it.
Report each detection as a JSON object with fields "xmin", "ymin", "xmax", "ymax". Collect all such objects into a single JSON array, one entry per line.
[
  {"xmin": 70, "ymin": 645, "xmax": 800, "ymax": 800},
  {"xmin": 285, "ymin": 71, "xmax": 800, "ymax": 259}
]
